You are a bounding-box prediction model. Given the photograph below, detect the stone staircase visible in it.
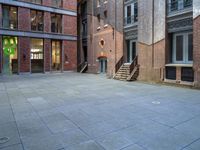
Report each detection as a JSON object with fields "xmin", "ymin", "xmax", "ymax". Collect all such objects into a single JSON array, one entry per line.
[
  {"xmin": 114, "ymin": 56, "xmax": 139, "ymax": 81},
  {"xmin": 114, "ymin": 63, "xmax": 131, "ymax": 81}
]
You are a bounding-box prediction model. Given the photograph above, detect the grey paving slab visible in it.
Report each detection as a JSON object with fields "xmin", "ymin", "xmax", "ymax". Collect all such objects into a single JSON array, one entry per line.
[
  {"xmin": 0, "ymin": 144, "xmax": 24, "ymax": 150},
  {"xmin": 136, "ymin": 128, "xmax": 195, "ymax": 150},
  {"xmin": 121, "ymin": 144, "xmax": 146, "ymax": 150},
  {"xmin": 65, "ymin": 140, "xmax": 105, "ymax": 150},
  {"xmin": 0, "ymin": 122, "xmax": 21, "ymax": 149},
  {"xmin": 0, "ymin": 72, "xmax": 200, "ymax": 150},
  {"xmin": 96, "ymin": 131, "xmax": 133, "ymax": 150}
]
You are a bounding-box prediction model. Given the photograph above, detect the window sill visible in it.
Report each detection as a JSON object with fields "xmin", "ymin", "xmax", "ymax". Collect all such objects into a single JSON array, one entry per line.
[{"xmin": 165, "ymin": 63, "xmax": 193, "ymax": 67}]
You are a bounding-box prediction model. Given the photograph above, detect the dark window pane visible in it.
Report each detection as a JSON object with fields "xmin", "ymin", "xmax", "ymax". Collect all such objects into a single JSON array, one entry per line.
[
  {"xmin": 181, "ymin": 67, "xmax": 194, "ymax": 82},
  {"xmin": 2, "ymin": 6, "xmax": 17, "ymax": 29},
  {"xmin": 176, "ymin": 35, "xmax": 183, "ymax": 61},
  {"xmin": 166, "ymin": 67, "xmax": 176, "ymax": 80},
  {"xmin": 51, "ymin": 13, "xmax": 62, "ymax": 33},
  {"xmin": 188, "ymin": 34, "xmax": 193, "ymax": 61}
]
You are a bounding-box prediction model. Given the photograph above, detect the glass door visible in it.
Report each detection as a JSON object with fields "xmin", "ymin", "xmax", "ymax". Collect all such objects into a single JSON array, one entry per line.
[
  {"xmin": 52, "ymin": 40, "xmax": 61, "ymax": 71},
  {"xmin": 3, "ymin": 36, "xmax": 18, "ymax": 74},
  {"xmin": 127, "ymin": 40, "xmax": 136, "ymax": 63}
]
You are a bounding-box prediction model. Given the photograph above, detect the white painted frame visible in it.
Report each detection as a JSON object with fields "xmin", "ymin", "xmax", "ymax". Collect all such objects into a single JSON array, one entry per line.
[{"xmin": 172, "ymin": 32, "xmax": 193, "ymax": 64}]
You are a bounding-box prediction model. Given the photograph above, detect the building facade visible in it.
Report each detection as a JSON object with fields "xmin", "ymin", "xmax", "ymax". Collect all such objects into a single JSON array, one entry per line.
[
  {"xmin": 78, "ymin": 0, "xmax": 200, "ymax": 87},
  {"xmin": 78, "ymin": 0, "xmax": 123, "ymax": 77},
  {"xmin": 0, "ymin": 0, "xmax": 77, "ymax": 74}
]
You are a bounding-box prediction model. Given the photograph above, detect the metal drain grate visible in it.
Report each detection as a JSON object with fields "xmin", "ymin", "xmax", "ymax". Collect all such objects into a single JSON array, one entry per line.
[
  {"xmin": 0, "ymin": 137, "xmax": 9, "ymax": 144},
  {"xmin": 152, "ymin": 101, "xmax": 161, "ymax": 105}
]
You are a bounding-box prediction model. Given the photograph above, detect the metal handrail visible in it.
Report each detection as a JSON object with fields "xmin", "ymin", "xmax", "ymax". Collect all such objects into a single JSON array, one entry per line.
[
  {"xmin": 115, "ymin": 56, "xmax": 124, "ymax": 73},
  {"xmin": 129, "ymin": 55, "xmax": 138, "ymax": 74}
]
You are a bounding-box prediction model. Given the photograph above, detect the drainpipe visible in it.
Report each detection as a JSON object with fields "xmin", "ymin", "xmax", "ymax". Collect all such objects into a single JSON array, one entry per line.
[
  {"xmin": 114, "ymin": 0, "xmax": 117, "ymax": 74},
  {"xmin": 152, "ymin": 0, "xmax": 155, "ymax": 69}
]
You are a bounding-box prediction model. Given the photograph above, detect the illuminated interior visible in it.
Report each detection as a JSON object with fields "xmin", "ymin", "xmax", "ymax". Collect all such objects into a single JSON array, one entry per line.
[
  {"xmin": 52, "ymin": 41, "xmax": 61, "ymax": 71},
  {"xmin": 31, "ymin": 38, "xmax": 44, "ymax": 73},
  {"xmin": 3, "ymin": 36, "xmax": 18, "ymax": 74}
]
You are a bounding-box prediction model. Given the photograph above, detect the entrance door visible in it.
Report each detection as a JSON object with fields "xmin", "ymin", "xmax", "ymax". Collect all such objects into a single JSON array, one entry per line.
[
  {"xmin": 52, "ymin": 40, "xmax": 61, "ymax": 71},
  {"xmin": 83, "ymin": 46, "xmax": 87, "ymax": 62},
  {"xmin": 99, "ymin": 58, "xmax": 107, "ymax": 73},
  {"xmin": 2, "ymin": 36, "xmax": 18, "ymax": 74},
  {"xmin": 127, "ymin": 40, "xmax": 136, "ymax": 63}
]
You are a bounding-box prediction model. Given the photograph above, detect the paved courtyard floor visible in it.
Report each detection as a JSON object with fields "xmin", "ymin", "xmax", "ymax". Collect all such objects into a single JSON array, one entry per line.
[{"xmin": 0, "ymin": 73, "xmax": 200, "ymax": 150}]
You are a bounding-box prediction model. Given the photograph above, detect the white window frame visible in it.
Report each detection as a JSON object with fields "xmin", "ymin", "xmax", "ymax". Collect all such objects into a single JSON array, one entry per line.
[
  {"xmin": 124, "ymin": 2, "xmax": 137, "ymax": 25},
  {"xmin": 172, "ymin": 32, "xmax": 193, "ymax": 64}
]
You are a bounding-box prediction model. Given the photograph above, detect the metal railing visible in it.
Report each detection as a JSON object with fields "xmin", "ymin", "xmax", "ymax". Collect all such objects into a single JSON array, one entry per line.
[
  {"xmin": 115, "ymin": 56, "xmax": 124, "ymax": 73},
  {"xmin": 129, "ymin": 55, "xmax": 138, "ymax": 74},
  {"xmin": 168, "ymin": 0, "xmax": 192, "ymax": 14},
  {"xmin": 124, "ymin": 15, "xmax": 138, "ymax": 26}
]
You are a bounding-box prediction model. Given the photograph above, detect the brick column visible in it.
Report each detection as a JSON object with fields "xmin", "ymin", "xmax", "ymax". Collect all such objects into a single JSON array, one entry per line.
[
  {"xmin": 18, "ymin": 7, "xmax": 30, "ymax": 31},
  {"xmin": 19, "ymin": 37, "xmax": 30, "ymax": 73},
  {"xmin": 63, "ymin": 40, "xmax": 77, "ymax": 71},
  {"xmin": 44, "ymin": 12, "xmax": 51, "ymax": 33},
  {"xmin": 193, "ymin": 0, "xmax": 200, "ymax": 87},
  {"xmin": 0, "ymin": 36, "xmax": 2, "ymax": 73},
  {"xmin": 0, "ymin": 4, "xmax": 2, "ymax": 28},
  {"xmin": 44, "ymin": 39, "xmax": 51, "ymax": 72}
]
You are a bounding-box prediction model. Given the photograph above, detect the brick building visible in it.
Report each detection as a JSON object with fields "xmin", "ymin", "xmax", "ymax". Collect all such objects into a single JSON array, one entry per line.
[
  {"xmin": 78, "ymin": 0, "xmax": 200, "ymax": 88},
  {"xmin": 77, "ymin": 0, "xmax": 123, "ymax": 77},
  {"xmin": 0, "ymin": 0, "xmax": 77, "ymax": 74}
]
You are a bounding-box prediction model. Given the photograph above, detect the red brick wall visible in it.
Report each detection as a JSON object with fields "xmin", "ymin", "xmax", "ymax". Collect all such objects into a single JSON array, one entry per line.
[
  {"xmin": 44, "ymin": 39, "xmax": 51, "ymax": 72},
  {"xmin": 0, "ymin": 36, "xmax": 2, "ymax": 73},
  {"xmin": 43, "ymin": 0, "xmax": 52, "ymax": 7},
  {"xmin": 63, "ymin": 40, "xmax": 77, "ymax": 71},
  {"xmin": 63, "ymin": 0, "xmax": 77, "ymax": 11},
  {"xmin": 193, "ymin": 15, "xmax": 200, "ymax": 87},
  {"xmin": 63, "ymin": 15, "xmax": 77, "ymax": 35},
  {"xmin": 19, "ymin": 37, "xmax": 30, "ymax": 72},
  {"xmin": 18, "ymin": 7, "xmax": 30, "ymax": 31},
  {"xmin": 0, "ymin": 4, "xmax": 2, "ymax": 28},
  {"xmin": 44, "ymin": 12, "xmax": 51, "ymax": 33}
]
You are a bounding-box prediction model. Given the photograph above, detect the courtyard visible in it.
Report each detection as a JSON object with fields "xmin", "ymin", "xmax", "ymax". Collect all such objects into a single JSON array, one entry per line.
[{"xmin": 0, "ymin": 73, "xmax": 200, "ymax": 150}]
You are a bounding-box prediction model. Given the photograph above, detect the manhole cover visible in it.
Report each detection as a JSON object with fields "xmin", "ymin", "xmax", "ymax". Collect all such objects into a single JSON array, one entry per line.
[
  {"xmin": 0, "ymin": 137, "xmax": 9, "ymax": 144},
  {"xmin": 152, "ymin": 101, "xmax": 161, "ymax": 105}
]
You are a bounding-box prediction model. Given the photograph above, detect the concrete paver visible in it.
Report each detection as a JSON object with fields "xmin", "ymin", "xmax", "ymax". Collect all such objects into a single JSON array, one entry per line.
[{"xmin": 0, "ymin": 73, "xmax": 200, "ymax": 150}]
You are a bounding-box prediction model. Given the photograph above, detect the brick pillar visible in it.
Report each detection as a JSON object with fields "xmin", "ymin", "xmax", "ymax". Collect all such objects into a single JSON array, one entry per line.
[
  {"xmin": 0, "ymin": 36, "xmax": 2, "ymax": 73},
  {"xmin": 0, "ymin": 4, "xmax": 2, "ymax": 28},
  {"xmin": 193, "ymin": 0, "xmax": 200, "ymax": 87},
  {"xmin": 44, "ymin": 39, "xmax": 51, "ymax": 72},
  {"xmin": 18, "ymin": 7, "xmax": 30, "ymax": 31},
  {"xmin": 63, "ymin": 0, "xmax": 77, "ymax": 11},
  {"xmin": 193, "ymin": 16, "xmax": 200, "ymax": 87},
  {"xmin": 43, "ymin": 0, "xmax": 52, "ymax": 7},
  {"xmin": 19, "ymin": 37, "xmax": 30, "ymax": 73},
  {"xmin": 44, "ymin": 12, "xmax": 51, "ymax": 33},
  {"xmin": 63, "ymin": 40, "xmax": 77, "ymax": 71},
  {"xmin": 176, "ymin": 67, "xmax": 181, "ymax": 83}
]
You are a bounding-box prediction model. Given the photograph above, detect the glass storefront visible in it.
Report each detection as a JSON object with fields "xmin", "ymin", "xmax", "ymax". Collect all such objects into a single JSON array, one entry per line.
[
  {"xmin": 52, "ymin": 40, "xmax": 61, "ymax": 71},
  {"xmin": 2, "ymin": 36, "xmax": 18, "ymax": 74},
  {"xmin": 31, "ymin": 38, "xmax": 44, "ymax": 73}
]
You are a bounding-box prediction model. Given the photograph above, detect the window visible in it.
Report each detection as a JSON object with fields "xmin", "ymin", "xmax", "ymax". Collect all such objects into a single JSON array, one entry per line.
[
  {"xmin": 173, "ymin": 33, "xmax": 193, "ymax": 63},
  {"xmin": 52, "ymin": 0, "xmax": 63, "ymax": 8},
  {"xmin": 31, "ymin": 10, "xmax": 43, "ymax": 31},
  {"xmin": 31, "ymin": 38, "xmax": 44, "ymax": 73},
  {"xmin": 104, "ymin": 11, "xmax": 108, "ymax": 25},
  {"xmin": 124, "ymin": 2, "xmax": 138, "ymax": 26},
  {"xmin": 51, "ymin": 13, "xmax": 62, "ymax": 33},
  {"xmin": 2, "ymin": 6, "xmax": 17, "ymax": 29},
  {"xmin": 97, "ymin": 0, "xmax": 100, "ymax": 7}
]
